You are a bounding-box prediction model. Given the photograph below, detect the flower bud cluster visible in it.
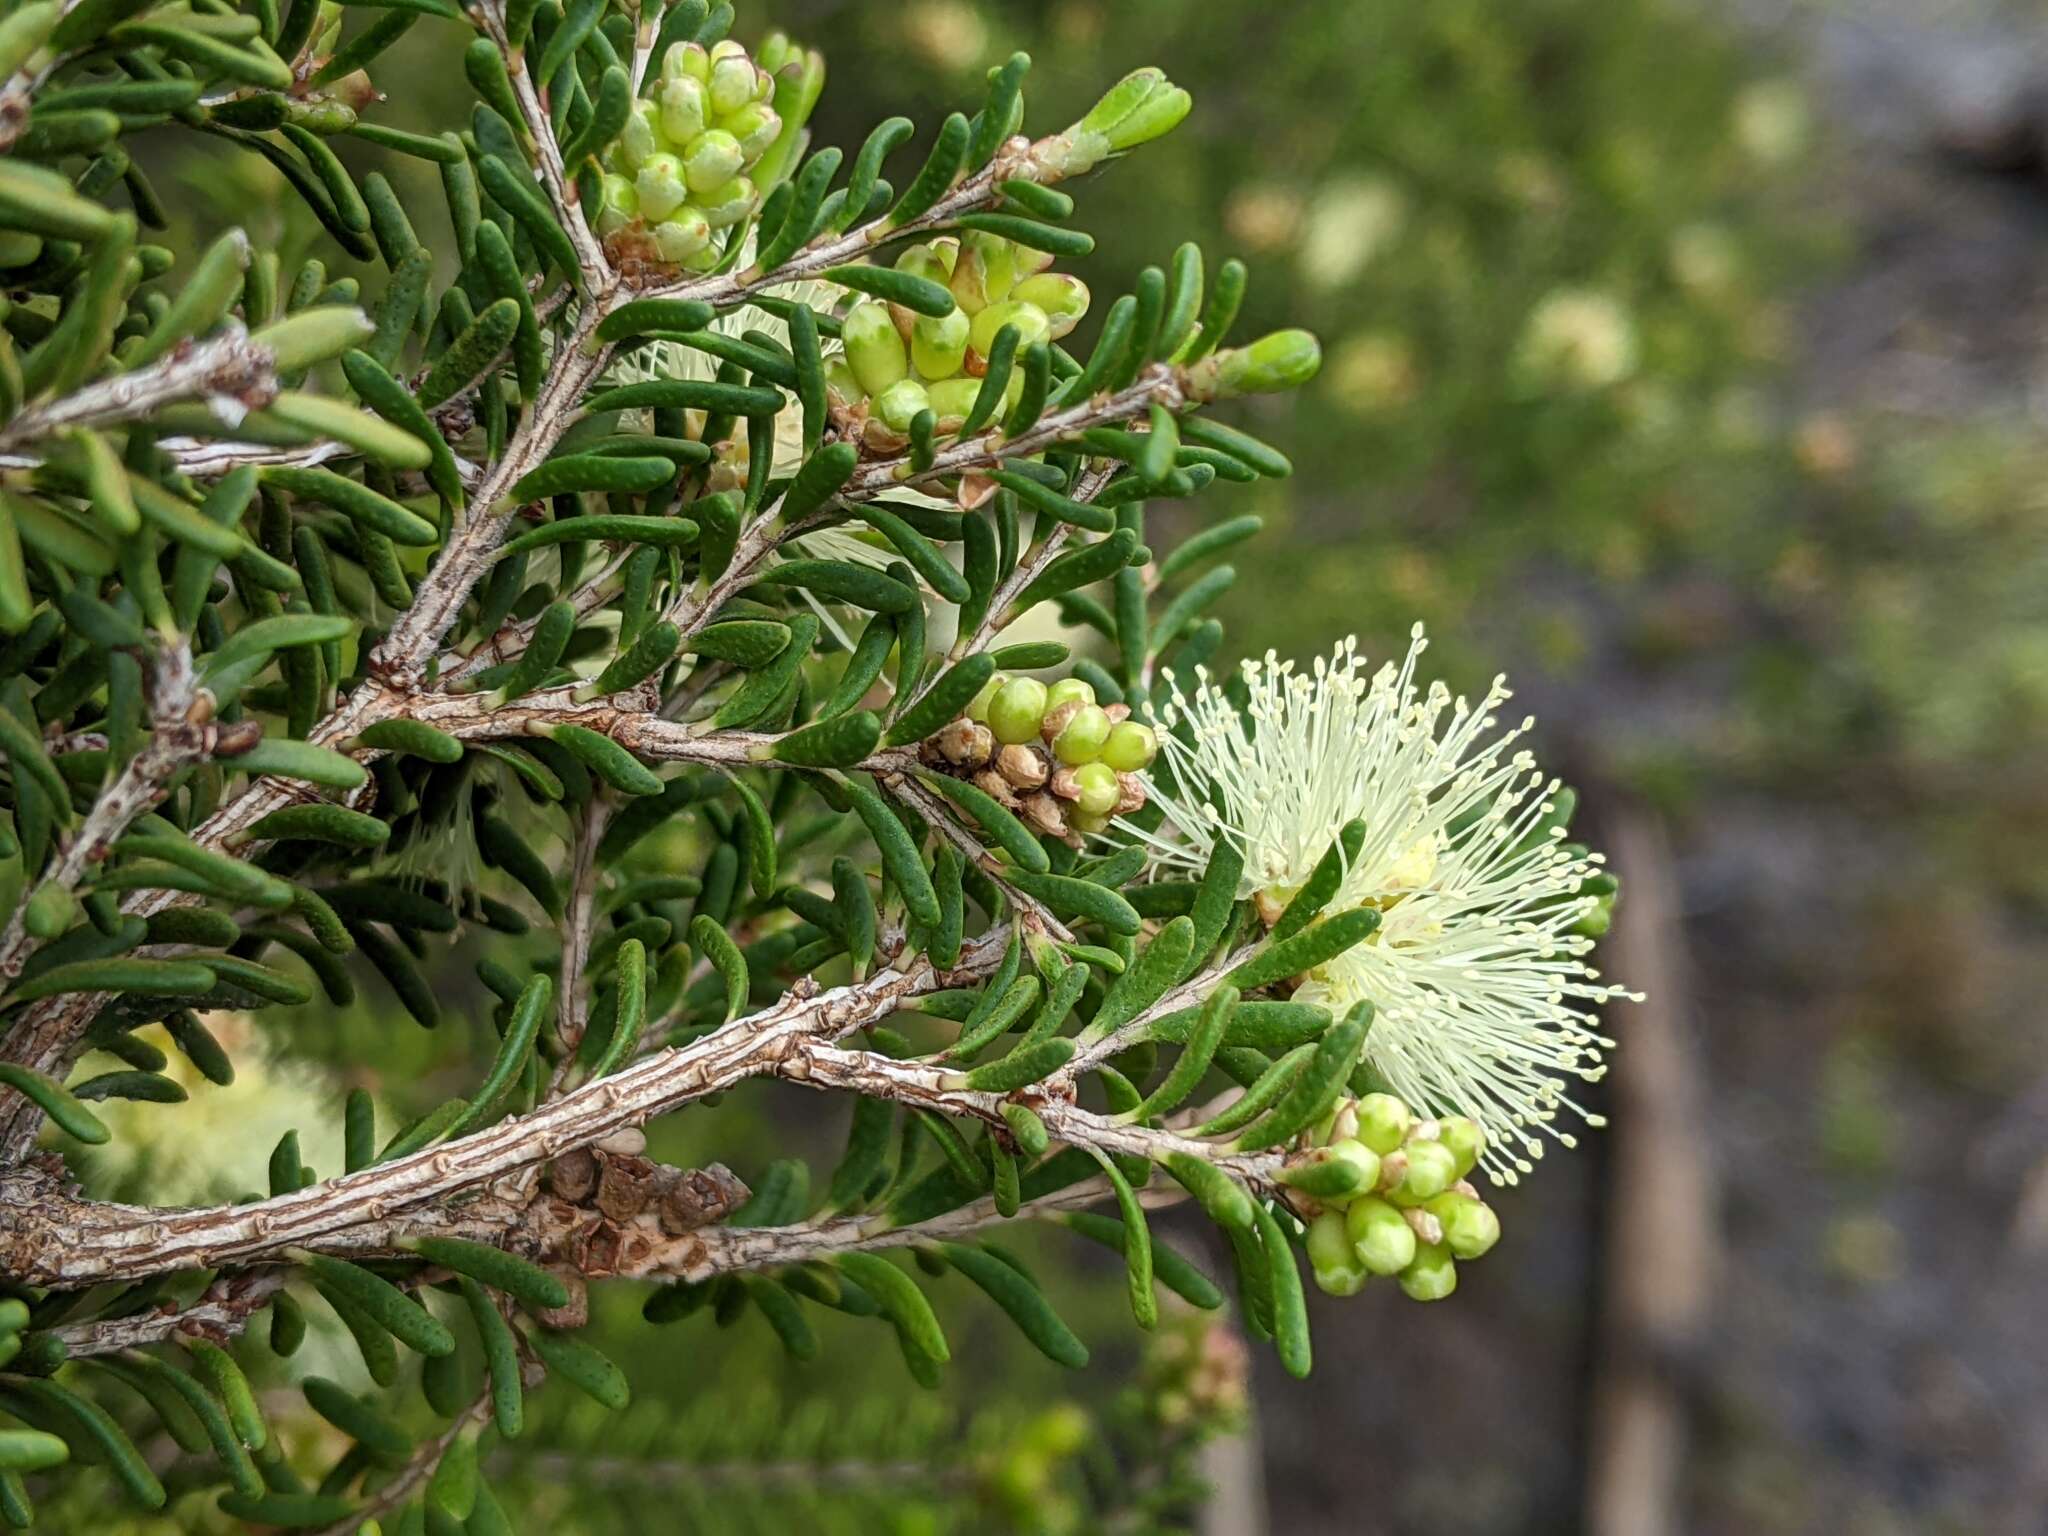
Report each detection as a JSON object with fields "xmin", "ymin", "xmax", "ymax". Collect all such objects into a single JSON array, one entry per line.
[
  {"xmin": 1294, "ymin": 1093, "xmax": 1503, "ymax": 1303},
  {"xmin": 829, "ymin": 233, "xmax": 1091, "ymax": 453},
  {"xmin": 597, "ymin": 34, "xmax": 815, "ymax": 271},
  {"xmin": 919, "ymin": 672, "xmax": 1157, "ymax": 844}
]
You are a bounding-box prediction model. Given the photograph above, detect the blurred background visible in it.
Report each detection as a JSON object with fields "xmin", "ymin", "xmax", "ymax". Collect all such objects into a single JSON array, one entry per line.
[{"xmin": 74, "ymin": 0, "xmax": 2048, "ymax": 1531}]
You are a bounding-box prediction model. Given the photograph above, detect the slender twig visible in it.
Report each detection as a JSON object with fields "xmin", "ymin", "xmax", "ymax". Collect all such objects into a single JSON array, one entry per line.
[
  {"xmin": 0, "ymin": 323, "xmax": 278, "ymax": 452},
  {"xmin": 312, "ymin": 1394, "xmax": 495, "ymax": 1536},
  {"xmin": 0, "ymin": 917, "xmax": 1292, "ymax": 1292},
  {"xmin": 0, "ymin": 641, "xmax": 203, "ymax": 982}
]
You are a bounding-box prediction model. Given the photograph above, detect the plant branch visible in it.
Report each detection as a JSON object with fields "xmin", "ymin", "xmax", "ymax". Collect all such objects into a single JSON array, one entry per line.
[
  {"xmin": 0, "ymin": 640, "xmax": 205, "ymax": 983},
  {"xmin": 0, "ymin": 914, "xmax": 1283, "ymax": 1294},
  {"xmin": 479, "ymin": 0, "xmax": 609, "ymax": 293},
  {"xmin": 0, "ymin": 924, "xmax": 1016, "ymax": 1287},
  {"xmin": 0, "ymin": 323, "xmax": 278, "ymax": 453}
]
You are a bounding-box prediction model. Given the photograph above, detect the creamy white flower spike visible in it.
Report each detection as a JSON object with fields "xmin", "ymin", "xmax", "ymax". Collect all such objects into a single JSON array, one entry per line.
[{"xmin": 1129, "ymin": 625, "xmax": 1633, "ymax": 1183}]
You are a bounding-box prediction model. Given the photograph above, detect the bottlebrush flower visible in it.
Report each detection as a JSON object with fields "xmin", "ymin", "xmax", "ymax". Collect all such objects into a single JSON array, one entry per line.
[{"xmin": 1131, "ymin": 626, "xmax": 1635, "ymax": 1182}]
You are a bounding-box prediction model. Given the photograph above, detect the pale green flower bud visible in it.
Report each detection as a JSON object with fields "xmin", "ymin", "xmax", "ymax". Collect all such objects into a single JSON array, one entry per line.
[
  {"xmin": 1082, "ymin": 67, "xmax": 1192, "ymax": 153},
  {"xmin": 1009, "ymin": 273, "xmax": 1090, "ymax": 340},
  {"xmin": 969, "ymin": 299, "xmax": 1051, "ymax": 362},
  {"xmin": 1425, "ymin": 1194, "xmax": 1501, "ymax": 1261},
  {"xmin": 1188, "ymin": 328, "xmax": 1323, "ymax": 399},
  {"xmin": 1355, "ymin": 1092, "xmax": 1412, "ymax": 1154},
  {"xmin": 1101, "ymin": 721, "xmax": 1157, "ymax": 772},
  {"xmin": 721, "ymin": 101, "xmax": 781, "ymax": 165},
  {"xmin": 663, "ymin": 40, "xmax": 709, "ymax": 83},
  {"xmin": 1344, "ymin": 1195, "xmax": 1416, "ymax": 1277},
  {"xmin": 874, "ymin": 377, "xmax": 931, "ymax": 433},
  {"xmin": 681, "ymin": 128, "xmax": 743, "ymax": 192},
  {"xmin": 1045, "ymin": 678, "xmax": 1096, "ymax": 711},
  {"xmin": 1069, "ymin": 808, "xmax": 1111, "ymax": 836},
  {"xmin": 619, "ymin": 97, "xmax": 661, "ymax": 168},
  {"xmin": 925, "ymin": 377, "xmax": 982, "ymax": 424},
  {"xmin": 1052, "ymin": 704, "xmax": 1112, "ymax": 765},
  {"xmin": 1438, "ymin": 1116, "xmax": 1485, "ymax": 1179},
  {"xmin": 911, "ymin": 307, "xmax": 970, "ymax": 380},
  {"xmin": 950, "ymin": 231, "xmax": 1017, "ymax": 315},
  {"xmin": 708, "ymin": 52, "xmax": 759, "ymax": 116},
  {"xmin": 824, "ymin": 357, "xmax": 863, "ymax": 407},
  {"xmin": 1041, "ymin": 68, "xmax": 1193, "ymax": 177},
  {"xmin": 1307, "ymin": 1210, "xmax": 1368, "ymax": 1297},
  {"xmin": 651, "ymin": 207, "xmax": 710, "ymax": 264},
  {"xmin": 1388, "ymin": 1139, "xmax": 1458, "ymax": 1206},
  {"xmin": 988, "ymin": 677, "xmax": 1049, "ymax": 746},
  {"xmin": 965, "ymin": 672, "xmax": 1005, "ymax": 724},
  {"xmin": 1398, "ymin": 1241, "xmax": 1458, "ymax": 1301},
  {"xmin": 596, "ymin": 172, "xmax": 638, "ymax": 236},
  {"xmin": 1071, "ymin": 761, "xmax": 1121, "ymax": 817},
  {"xmin": 691, "ymin": 175, "xmax": 755, "ymax": 229},
  {"xmin": 1324, "ymin": 1138, "xmax": 1382, "ymax": 1200},
  {"xmin": 659, "ymin": 74, "xmax": 707, "ymax": 146},
  {"xmin": 843, "ymin": 299, "xmax": 909, "ymax": 398},
  {"xmin": 634, "ymin": 151, "xmax": 687, "ymax": 222},
  {"xmin": 896, "ymin": 241, "xmax": 954, "ymax": 286}
]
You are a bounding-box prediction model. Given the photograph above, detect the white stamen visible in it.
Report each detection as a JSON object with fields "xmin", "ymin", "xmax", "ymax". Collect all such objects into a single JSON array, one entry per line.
[{"xmin": 1125, "ymin": 626, "xmax": 1637, "ymax": 1183}]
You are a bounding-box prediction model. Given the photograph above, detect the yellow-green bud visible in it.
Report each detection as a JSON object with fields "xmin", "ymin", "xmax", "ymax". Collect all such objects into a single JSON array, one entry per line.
[
  {"xmin": 1082, "ymin": 68, "xmax": 1192, "ymax": 154},
  {"xmin": 708, "ymin": 52, "xmax": 759, "ymax": 116},
  {"xmin": 659, "ymin": 74, "xmax": 707, "ymax": 144},
  {"xmin": 988, "ymin": 677, "xmax": 1049, "ymax": 745},
  {"xmin": 950, "ymin": 231, "xmax": 1016, "ymax": 314},
  {"xmin": 1438, "ymin": 1116, "xmax": 1484, "ymax": 1179},
  {"xmin": 682, "ymin": 128, "xmax": 743, "ymax": 192},
  {"xmin": 1044, "ymin": 68, "xmax": 1193, "ymax": 177},
  {"xmin": 692, "ymin": 175, "xmax": 755, "ymax": 229},
  {"xmin": 1425, "ymin": 1194, "xmax": 1501, "ymax": 1261},
  {"xmin": 1045, "ymin": 678, "xmax": 1095, "ymax": 711},
  {"xmin": 619, "ymin": 98, "xmax": 661, "ymax": 168},
  {"xmin": 1069, "ymin": 808, "xmax": 1110, "ymax": 836},
  {"xmin": 635, "ymin": 152, "xmax": 687, "ymax": 221},
  {"xmin": 1344, "ymin": 1195, "xmax": 1416, "ymax": 1276},
  {"xmin": 1398, "ymin": 1241, "xmax": 1458, "ymax": 1301},
  {"xmin": 1354, "ymin": 1092, "xmax": 1412, "ymax": 1155},
  {"xmin": 722, "ymin": 101, "xmax": 781, "ymax": 164},
  {"xmin": 1326, "ymin": 1138, "xmax": 1382, "ymax": 1198},
  {"xmin": 596, "ymin": 173, "xmax": 639, "ymax": 235},
  {"xmin": 1052, "ymin": 703, "xmax": 1112, "ymax": 765},
  {"xmin": 843, "ymin": 299, "xmax": 909, "ymax": 397},
  {"xmin": 824, "ymin": 357, "xmax": 863, "ymax": 407},
  {"xmin": 1307, "ymin": 1210, "xmax": 1368, "ymax": 1297},
  {"xmin": 1190, "ymin": 329, "xmax": 1323, "ymax": 399},
  {"xmin": 925, "ymin": 378, "xmax": 982, "ymax": 424},
  {"xmin": 1071, "ymin": 761, "xmax": 1120, "ymax": 817},
  {"xmin": 874, "ymin": 377, "xmax": 930, "ymax": 433},
  {"xmin": 896, "ymin": 242, "xmax": 952, "ymax": 286},
  {"xmin": 1100, "ymin": 721, "xmax": 1157, "ymax": 772},
  {"xmin": 1389, "ymin": 1138, "xmax": 1458, "ymax": 1206},
  {"xmin": 664, "ymin": 40, "xmax": 709, "ymax": 83},
  {"xmin": 1010, "ymin": 272, "xmax": 1091, "ymax": 340},
  {"xmin": 911, "ymin": 307, "xmax": 970, "ymax": 380},
  {"xmin": 964, "ymin": 672, "xmax": 1005, "ymax": 723},
  {"xmin": 970, "ymin": 298, "xmax": 1051, "ymax": 362},
  {"xmin": 652, "ymin": 208, "xmax": 710, "ymax": 264}
]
